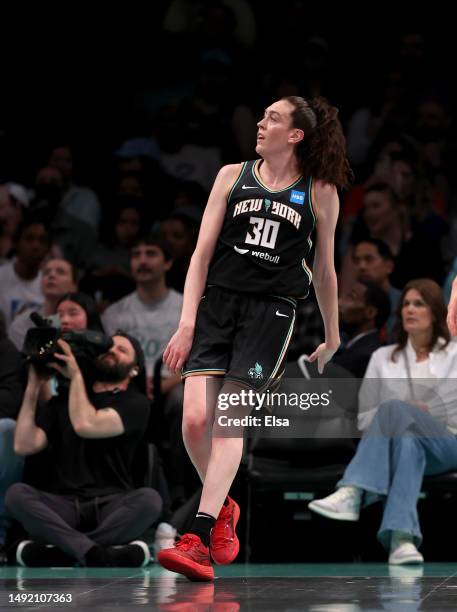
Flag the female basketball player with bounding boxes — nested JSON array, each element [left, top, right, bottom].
[[158, 96, 352, 581]]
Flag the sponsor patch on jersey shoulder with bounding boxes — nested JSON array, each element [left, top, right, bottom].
[[290, 190, 305, 205]]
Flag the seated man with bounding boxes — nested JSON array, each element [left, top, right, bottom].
[[6, 332, 162, 567], [333, 280, 391, 378]]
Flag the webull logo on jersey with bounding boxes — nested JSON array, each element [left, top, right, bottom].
[[233, 245, 280, 264], [233, 198, 301, 229], [290, 190, 305, 205]]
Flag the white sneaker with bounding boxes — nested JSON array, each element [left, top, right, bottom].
[[153, 522, 177, 557], [308, 486, 361, 521], [389, 533, 424, 565]]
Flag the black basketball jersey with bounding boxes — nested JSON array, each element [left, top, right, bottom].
[[207, 159, 316, 298]]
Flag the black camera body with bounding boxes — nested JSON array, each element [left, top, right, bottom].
[[23, 312, 113, 375]]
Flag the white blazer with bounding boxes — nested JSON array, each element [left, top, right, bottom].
[[358, 337, 457, 433]]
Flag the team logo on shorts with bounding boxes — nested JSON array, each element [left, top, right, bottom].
[[290, 190, 305, 205], [248, 362, 264, 380]]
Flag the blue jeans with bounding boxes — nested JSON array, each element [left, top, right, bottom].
[[0, 419, 24, 545], [338, 400, 457, 549]]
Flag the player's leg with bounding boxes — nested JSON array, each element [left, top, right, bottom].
[[182, 375, 222, 481]]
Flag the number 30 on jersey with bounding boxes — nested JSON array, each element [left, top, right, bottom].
[[245, 217, 280, 249]]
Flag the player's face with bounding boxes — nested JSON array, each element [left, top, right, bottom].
[[256, 100, 298, 156], [401, 289, 433, 335], [353, 243, 392, 285]]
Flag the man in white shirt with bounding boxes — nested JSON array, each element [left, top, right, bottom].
[[102, 237, 183, 378], [0, 218, 51, 327]]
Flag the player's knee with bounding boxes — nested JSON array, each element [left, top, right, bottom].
[[182, 411, 208, 442]]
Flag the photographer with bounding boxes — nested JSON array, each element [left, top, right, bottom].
[[6, 332, 162, 567]]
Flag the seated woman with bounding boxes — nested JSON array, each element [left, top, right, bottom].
[[309, 278, 457, 565]]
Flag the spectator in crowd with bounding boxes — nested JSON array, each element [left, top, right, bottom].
[[117, 174, 144, 199], [48, 145, 101, 232], [0, 184, 27, 261], [352, 238, 401, 342], [9, 258, 78, 350], [334, 281, 391, 378], [309, 279, 457, 565], [81, 199, 147, 308], [102, 236, 186, 506], [7, 332, 162, 567], [160, 206, 200, 293], [56, 292, 104, 335], [340, 183, 445, 292], [113, 139, 176, 223], [0, 312, 25, 564], [102, 236, 182, 384], [32, 166, 97, 270], [412, 97, 454, 187], [0, 217, 51, 327]]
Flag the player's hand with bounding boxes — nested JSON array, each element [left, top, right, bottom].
[[163, 325, 194, 374], [306, 342, 339, 375]]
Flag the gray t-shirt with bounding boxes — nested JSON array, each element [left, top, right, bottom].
[[102, 289, 183, 375]]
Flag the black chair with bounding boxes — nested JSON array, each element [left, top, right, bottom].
[[241, 357, 359, 561]]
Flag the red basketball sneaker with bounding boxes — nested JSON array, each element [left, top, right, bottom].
[[210, 497, 240, 565], [157, 534, 214, 582]]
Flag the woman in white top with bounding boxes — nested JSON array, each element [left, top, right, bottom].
[[309, 279, 457, 565]]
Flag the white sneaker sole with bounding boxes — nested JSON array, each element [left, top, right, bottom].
[[308, 501, 359, 522], [389, 554, 424, 565]]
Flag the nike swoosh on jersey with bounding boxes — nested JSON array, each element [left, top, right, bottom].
[[275, 310, 289, 317], [234, 246, 250, 254], [241, 185, 256, 189]]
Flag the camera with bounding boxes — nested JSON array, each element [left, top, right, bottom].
[[23, 312, 113, 375]]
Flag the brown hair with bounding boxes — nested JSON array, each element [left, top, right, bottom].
[[282, 96, 353, 190], [391, 278, 450, 361]]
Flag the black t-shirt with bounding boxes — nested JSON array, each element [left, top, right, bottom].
[[35, 386, 150, 498]]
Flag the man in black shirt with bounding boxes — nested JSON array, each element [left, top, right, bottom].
[[6, 333, 162, 567]]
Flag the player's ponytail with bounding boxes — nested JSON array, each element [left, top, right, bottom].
[[283, 96, 353, 190]]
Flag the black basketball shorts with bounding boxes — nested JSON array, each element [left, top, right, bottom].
[[182, 285, 297, 391]]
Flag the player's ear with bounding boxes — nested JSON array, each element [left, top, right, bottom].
[[289, 128, 304, 144], [130, 368, 139, 378]]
